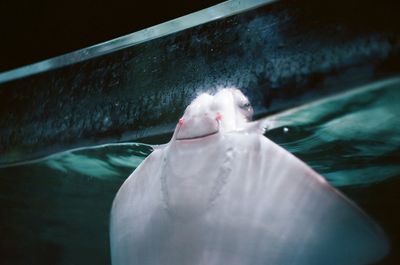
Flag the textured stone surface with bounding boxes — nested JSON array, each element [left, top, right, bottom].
[[0, 0, 400, 163]]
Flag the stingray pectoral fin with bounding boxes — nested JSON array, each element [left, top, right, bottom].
[[252, 135, 390, 265], [110, 148, 168, 265]]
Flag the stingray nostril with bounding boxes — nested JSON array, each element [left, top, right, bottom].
[[215, 112, 223, 121]]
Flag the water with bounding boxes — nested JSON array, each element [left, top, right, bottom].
[[0, 78, 399, 265]]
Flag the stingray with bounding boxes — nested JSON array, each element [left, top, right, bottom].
[[110, 89, 389, 265]]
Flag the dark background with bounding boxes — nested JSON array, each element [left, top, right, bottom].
[[1, 0, 400, 74], [0, 0, 225, 72]]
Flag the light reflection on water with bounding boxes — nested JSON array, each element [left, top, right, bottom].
[[0, 78, 399, 264], [266, 78, 400, 187]]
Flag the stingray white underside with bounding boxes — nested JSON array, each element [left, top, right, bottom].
[[110, 132, 388, 265]]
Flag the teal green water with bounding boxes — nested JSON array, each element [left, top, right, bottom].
[[0, 79, 399, 265]]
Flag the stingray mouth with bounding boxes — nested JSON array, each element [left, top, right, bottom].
[[176, 129, 219, 140], [175, 116, 220, 140]]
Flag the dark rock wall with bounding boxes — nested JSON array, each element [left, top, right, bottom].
[[1, 0, 399, 164]]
